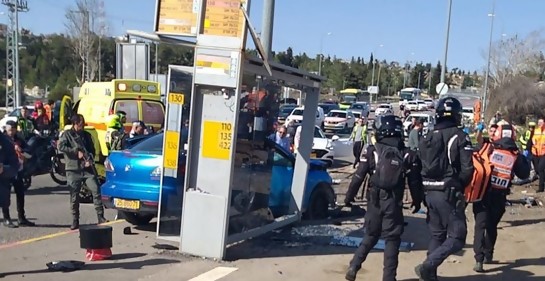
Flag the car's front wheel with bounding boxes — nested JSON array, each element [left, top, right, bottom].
[[304, 184, 334, 220], [118, 211, 154, 226]]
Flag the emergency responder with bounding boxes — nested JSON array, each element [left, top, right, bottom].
[[520, 121, 536, 159], [415, 97, 474, 281], [116, 111, 127, 132], [531, 118, 545, 193], [0, 128, 20, 228], [349, 117, 368, 168], [3, 121, 35, 226], [472, 123, 530, 272], [58, 114, 108, 230], [32, 101, 51, 135], [345, 114, 423, 281], [16, 106, 34, 140], [105, 114, 122, 150]]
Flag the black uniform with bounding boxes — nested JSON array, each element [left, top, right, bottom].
[[473, 137, 530, 270], [346, 115, 423, 281], [0, 134, 20, 227], [416, 97, 474, 281]]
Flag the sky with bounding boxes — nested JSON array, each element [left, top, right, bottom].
[[10, 0, 545, 72]]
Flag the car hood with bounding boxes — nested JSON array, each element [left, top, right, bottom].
[[313, 137, 330, 150], [324, 117, 346, 122]]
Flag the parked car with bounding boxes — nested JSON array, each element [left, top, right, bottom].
[[403, 113, 435, 138], [351, 111, 362, 120], [277, 104, 298, 125], [323, 110, 355, 132], [462, 107, 474, 124], [101, 133, 337, 225], [417, 100, 428, 111], [318, 103, 340, 115], [0, 106, 35, 132], [406, 101, 419, 111], [348, 102, 370, 118], [374, 104, 394, 116], [286, 106, 325, 128], [424, 98, 434, 109]]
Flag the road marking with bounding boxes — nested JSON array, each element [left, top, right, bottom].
[[0, 219, 124, 250], [188, 267, 238, 281]]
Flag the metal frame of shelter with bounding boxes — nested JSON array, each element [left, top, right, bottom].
[[127, 0, 325, 258]]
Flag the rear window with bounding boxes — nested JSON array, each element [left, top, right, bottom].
[[142, 101, 164, 125], [130, 134, 164, 154], [292, 109, 304, 116], [379, 105, 390, 108], [114, 100, 139, 123]]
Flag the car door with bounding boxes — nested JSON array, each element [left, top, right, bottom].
[[268, 144, 295, 217]]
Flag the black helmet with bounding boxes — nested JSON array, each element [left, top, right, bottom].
[[373, 114, 403, 139], [435, 97, 462, 124]]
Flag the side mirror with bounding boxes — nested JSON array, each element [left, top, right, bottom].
[[331, 135, 340, 141]]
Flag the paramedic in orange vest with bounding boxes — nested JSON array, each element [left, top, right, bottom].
[[472, 124, 530, 273], [531, 118, 545, 193], [473, 98, 481, 125]]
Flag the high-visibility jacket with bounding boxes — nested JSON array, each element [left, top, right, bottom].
[[489, 148, 517, 190], [519, 130, 533, 151], [531, 127, 545, 156], [350, 124, 367, 142]]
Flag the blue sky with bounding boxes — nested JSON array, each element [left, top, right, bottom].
[[11, 0, 545, 72]]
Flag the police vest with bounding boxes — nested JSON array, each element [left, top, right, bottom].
[[489, 149, 516, 190]]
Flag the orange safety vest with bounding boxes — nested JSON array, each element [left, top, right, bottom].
[[465, 143, 492, 203], [489, 149, 516, 190], [531, 127, 545, 156]]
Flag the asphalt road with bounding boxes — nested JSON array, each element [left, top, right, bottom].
[[0, 175, 117, 245]]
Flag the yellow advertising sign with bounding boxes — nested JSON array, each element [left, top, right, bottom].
[[203, 0, 246, 38], [202, 121, 233, 160], [163, 130, 180, 169], [155, 0, 200, 36]]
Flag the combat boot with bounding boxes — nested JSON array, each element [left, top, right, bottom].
[[345, 266, 359, 281], [18, 217, 36, 227], [484, 254, 493, 264], [473, 262, 484, 273], [70, 219, 79, 230], [415, 264, 438, 281], [97, 214, 108, 224]]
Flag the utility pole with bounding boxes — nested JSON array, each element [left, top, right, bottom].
[[83, 9, 90, 82], [98, 0, 106, 82], [441, 0, 453, 83], [2, 0, 28, 109], [261, 0, 275, 58], [483, 0, 496, 119]]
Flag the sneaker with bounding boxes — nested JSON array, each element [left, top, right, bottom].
[[3, 220, 18, 228], [484, 255, 493, 264], [18, 218, 36, 227], [97, 215, 108, 224], [345, 266, 359, 281], [414, 264, 437, 281], [70, 220, 79, 230], [473, 262, 484, 273]]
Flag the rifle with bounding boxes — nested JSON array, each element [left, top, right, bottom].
[[72, 131, 100, 181]]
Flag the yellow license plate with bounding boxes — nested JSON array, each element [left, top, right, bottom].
[[310, 153, 317, 158], [114, 199, 140, 210]]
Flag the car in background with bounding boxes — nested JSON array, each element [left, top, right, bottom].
[[403, 113, 435, 138], [417, 100, 428, 111], [286, 106, 325, 128], [277, 104, 298, 125], [318, 103, 340, 115], [374, 103, 394, 116], [462, 107, 474, 124], [348, 102, 370, 118], [101, 132, 337, 224], [0, 106, 35, 131], [323, 110, 355, 132], [406, 101, 419, 111], [424, 98, 434, 109], [311, 125, 339, 167], [351, 111, 362, 120]]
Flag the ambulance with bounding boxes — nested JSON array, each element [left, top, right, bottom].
[[59, 79, 165, 178]]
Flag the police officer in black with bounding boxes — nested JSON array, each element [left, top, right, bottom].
[[0, 132, 20, 228], [415, 97, 474, 281], [345, 114, 423, 281]]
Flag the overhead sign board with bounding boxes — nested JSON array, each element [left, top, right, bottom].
[[154, 0, 202, 37], [203, 0, 246, 39], [368, 86, 379, 94]]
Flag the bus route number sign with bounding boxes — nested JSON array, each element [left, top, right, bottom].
[[168, 92, 185, 105], [202, 121, 233, 160]]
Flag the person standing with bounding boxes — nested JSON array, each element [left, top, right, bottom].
[[0, 129, 20, 228], [415, 97, 474, 281], [58, 114, 108, 230], [349, 117, 368, 168], [531, 118, 545, 193], [2, 121, 35, 227], [408, 119, 422, 151], [268, 125, 291, 151], [345, 114, 423, 281]]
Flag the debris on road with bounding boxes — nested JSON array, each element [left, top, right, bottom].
[[329, 235, 414, 251]]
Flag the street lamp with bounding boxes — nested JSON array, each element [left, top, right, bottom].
[[318, 32, 332, 76], [483, 0, 496, 119], [441, 0, 453, 84], [371, 44, 384, 86], [403, 52, 415, 88]]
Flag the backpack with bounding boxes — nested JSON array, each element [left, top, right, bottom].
[[464, 143, 493, 203], [418, 131, 458, 180], [370, 144, 405, 190], [110, 131, 128, 151]]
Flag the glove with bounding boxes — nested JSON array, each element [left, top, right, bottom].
[[476, 122, 485, 132], [411, 201, 421, 214], [523, 150, 529, 158]]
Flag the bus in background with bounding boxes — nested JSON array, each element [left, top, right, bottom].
[[398, 87, 422, 110], [338, 88, 370, 110]]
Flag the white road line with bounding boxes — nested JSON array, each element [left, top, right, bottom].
[[188, 267, 239, 281]]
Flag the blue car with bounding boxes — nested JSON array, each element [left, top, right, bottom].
[[101, 133, 336, 226]]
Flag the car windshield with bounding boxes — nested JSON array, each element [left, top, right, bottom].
[[406, 115, 430, 123], [281, 106, 296, 113], [314, 127, 325, 138], [9, 108, 34, 117], [291, 109, 304, 116], [130, 133, 164, 154], [327, 111, 346, 118], [379, 105, 390, 108], [350, 104, 365, 109], [425, 99, 433, 102], [463, 108, 473, 113]]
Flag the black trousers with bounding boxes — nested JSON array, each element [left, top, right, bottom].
[[473, 191, 506, 262], [534, 155, 545, 192], [353, 141, 363, 166], [1, 175, 27, 220], [424, 190, 467, 270], [345, 164, 367, 204], [349, 189, 404, 281]]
